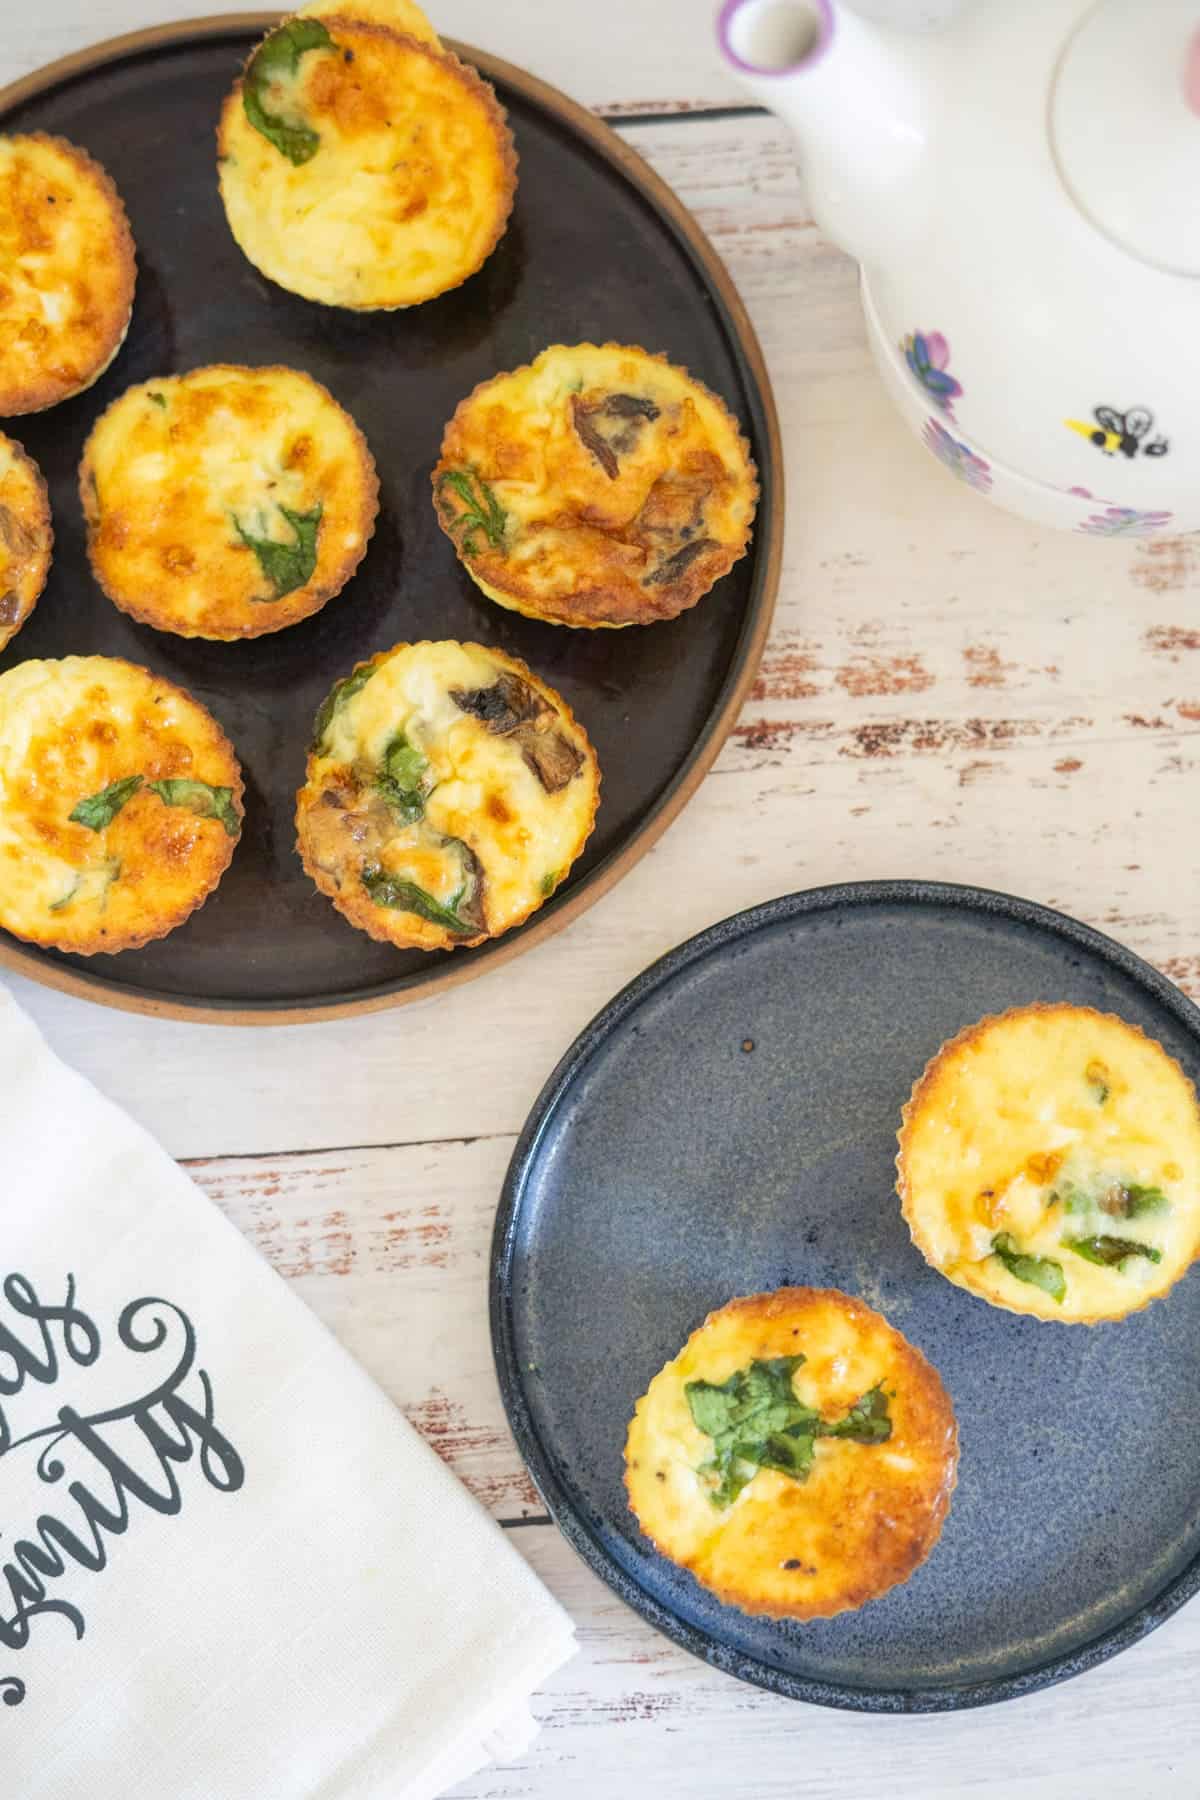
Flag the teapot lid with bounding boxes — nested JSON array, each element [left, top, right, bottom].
[[1052, 0, 1200, 277]]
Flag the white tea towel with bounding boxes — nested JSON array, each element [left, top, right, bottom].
[[0, 987, 574, 1799]]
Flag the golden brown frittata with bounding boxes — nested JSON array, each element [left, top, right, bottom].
[[0, 433, 52, 653], [217, 15, 516, 309], [898, 1004, 1200, 1323], [0, 134, 135, 415], [296, 640, 599, 952], [433, 343, 758, 627], [625, 1288, 957, 1620], [0, 657, 243, 955], [79, 365, 378, 640]]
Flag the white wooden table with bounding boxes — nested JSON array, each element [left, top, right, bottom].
[[7, 4, 1200, 1795]]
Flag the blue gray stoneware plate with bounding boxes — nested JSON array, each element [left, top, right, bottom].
[[490, 880, 1200, 1710]]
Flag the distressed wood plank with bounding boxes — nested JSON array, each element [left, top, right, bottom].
[[448, 1521, 1200, 1800], [187, 1135, 546, 1520]]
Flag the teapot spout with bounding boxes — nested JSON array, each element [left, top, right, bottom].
[[716, 0, 930, 266]]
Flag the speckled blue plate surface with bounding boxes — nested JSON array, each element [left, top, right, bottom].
[[491, 881, 1200, 1710]]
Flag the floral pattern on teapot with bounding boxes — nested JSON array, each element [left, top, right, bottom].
[[922, 418, 991, 494], [1077, 506, 1173, 538], [901, 330, 961, 416]]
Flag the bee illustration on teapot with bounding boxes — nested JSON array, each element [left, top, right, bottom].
[[1065, 406, 1169, 460]]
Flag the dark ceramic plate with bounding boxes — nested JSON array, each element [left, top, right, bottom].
[[492, 881, 1200, 1710], [0, 15, 780, 1024]]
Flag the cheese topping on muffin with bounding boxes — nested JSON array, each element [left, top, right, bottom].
[[433, 343, 758, 627], [0, 434, 52, 653], [217, 17, 516, 310], [80, 365, 377, 640], [296, 641, 599, 951], [0, 657, 243, 955], [625, 1288, 957, 1620], [898, 1004, 1200, 1323], [0, 134, 135, 415]]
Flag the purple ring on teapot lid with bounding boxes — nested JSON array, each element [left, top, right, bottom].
[[717, 0, 834, 77]]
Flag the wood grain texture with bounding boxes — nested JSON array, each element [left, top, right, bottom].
[[474, 1525, 1200, 1800], [188, 1136, 545, 1520], [9, 5, 1200, 1794]]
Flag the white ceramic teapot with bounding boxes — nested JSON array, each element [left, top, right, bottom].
[[717, 0, 1200, 538]]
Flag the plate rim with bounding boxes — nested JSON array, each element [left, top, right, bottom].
[[490, 877, 1200, 1711], [0, 13, 783, 1026]]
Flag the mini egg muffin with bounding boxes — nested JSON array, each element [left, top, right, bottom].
[[0, 656, 243, 955], [299, 0, 439, 42], [433, 342, 758, 628], [0, 434, 52, 653], [296, 640, 599, 951], [897, 1004, 1200, 1324], [0, 134, 135, 416], [79, 365, 378, 640], [217, 15, 516, 310], [625, 1288, 957, 1620]]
